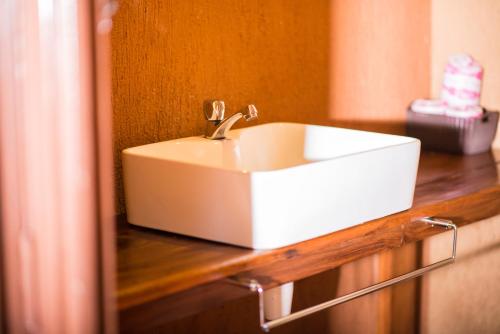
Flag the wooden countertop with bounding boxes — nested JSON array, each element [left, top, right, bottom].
[[117, 124, 500, 311]]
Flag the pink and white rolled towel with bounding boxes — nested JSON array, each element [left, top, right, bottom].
[[410, 99, 446, 115], [445, 105, 483, 118], [410, 54, 484, 119], [410, 99, 483, 118], [441, 54, 483, 108]]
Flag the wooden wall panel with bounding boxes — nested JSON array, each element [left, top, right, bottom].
[[111, 0, 330, 213]]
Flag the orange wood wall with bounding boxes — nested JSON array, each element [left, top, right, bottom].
[[112, 0, 330, 213], [112, 0, 431, 213]]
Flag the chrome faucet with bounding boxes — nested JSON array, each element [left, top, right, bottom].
[[204, 100, 258, 139]]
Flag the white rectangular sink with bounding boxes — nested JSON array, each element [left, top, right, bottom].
[[123, 122, 420, 249]]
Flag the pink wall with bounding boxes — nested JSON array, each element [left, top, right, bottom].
[[431, 0, 500, 147], [422, 3, 500, 332], [330, 0, 430, 121]]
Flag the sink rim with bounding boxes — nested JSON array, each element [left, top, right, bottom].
[[122, 122, 420, 174]]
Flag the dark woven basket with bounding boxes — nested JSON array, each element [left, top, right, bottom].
[[406, 109, 499, 155]]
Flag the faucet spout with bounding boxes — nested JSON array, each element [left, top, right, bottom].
[[204, 103, 258, 140], [205, 112, 244, 140]]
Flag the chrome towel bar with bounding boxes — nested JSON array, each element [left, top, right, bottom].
[[228, 217, 457, 332]]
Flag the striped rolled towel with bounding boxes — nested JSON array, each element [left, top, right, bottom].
[[441, 54, 483, 108]]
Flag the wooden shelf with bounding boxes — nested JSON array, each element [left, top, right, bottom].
[[117, 124, 500, 312]]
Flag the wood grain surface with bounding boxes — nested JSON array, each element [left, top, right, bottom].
[[111, 0, 330, 213], [120, 270, 341, 333], [117, 145, 500, 310]]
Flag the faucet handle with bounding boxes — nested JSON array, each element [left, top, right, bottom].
[[204, 100, 225, 121], [243, 104, 258, 121]]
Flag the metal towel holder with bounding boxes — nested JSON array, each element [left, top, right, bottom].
[[228, 217, 457, 332]]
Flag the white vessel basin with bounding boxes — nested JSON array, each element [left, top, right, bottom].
[[123, 122, 420, 249]]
